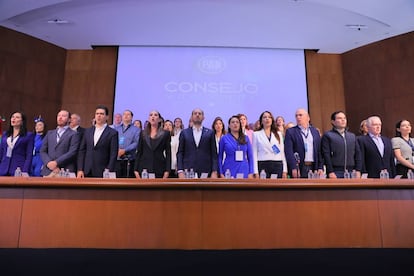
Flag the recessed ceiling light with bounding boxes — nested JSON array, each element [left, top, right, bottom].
[[47, 19, 70, 24], [345, 24, 367, 30]]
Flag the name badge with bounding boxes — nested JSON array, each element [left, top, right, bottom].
[[119, 136, 125, 146], [235, 150, 243, 161], [6, 146, 12, 158], [272, 144, 280, 154]]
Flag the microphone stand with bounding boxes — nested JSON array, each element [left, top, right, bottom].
[[126, 159, 130, 178], [296, 160, 300, 178]]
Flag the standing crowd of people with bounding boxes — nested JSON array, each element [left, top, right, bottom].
[[0, 105, 413, 179]]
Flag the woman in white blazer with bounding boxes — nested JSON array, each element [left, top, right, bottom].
[[252, 111, 287, 178]]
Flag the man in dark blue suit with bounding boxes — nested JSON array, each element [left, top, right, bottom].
[[358, 116, 395, 178], [77, 105, 118, 178], [284, 108, 323, 178], [177, 108, 217, 178]]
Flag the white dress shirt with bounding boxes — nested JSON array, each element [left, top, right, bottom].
[[192, 125, 203, 147], [94, 124, 107, 146]]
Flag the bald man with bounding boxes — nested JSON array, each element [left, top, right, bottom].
[[284, 108, 323, 178]]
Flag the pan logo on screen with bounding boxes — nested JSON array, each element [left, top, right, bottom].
[[197, 56, 226, 74]]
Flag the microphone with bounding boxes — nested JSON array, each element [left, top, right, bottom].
[[294, 152, 300, 164]]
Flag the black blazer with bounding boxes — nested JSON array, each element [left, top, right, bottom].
[[176, 127, 217, 177], [77, 125, 118, 177], [134, 130, 171, 178], [358, 134, 395, 178]]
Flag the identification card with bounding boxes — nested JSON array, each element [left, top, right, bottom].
[[6, 146, 12, 158], [235, 150, 243, 161], [119, 136, 125, 146], [272, 144, 280, 154]]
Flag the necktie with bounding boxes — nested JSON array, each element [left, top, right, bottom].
[[57, 128, 64, 143]]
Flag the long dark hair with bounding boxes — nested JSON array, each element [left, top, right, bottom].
[[7, 111, 28, 137], [258, 111, 280, 143], [143, 110, 163, 137], [164, 119, 174, 136], [228, 115, 247, 145], [395, 119, 412, 138], [212, 117, 226, 136]]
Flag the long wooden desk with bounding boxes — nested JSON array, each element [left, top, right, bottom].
[[1, 177, 414, 249]]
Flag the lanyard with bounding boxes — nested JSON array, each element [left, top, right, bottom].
[[403, 137, 414, 151], [122, 124, 131, 134], [301, 128, 310, 139]]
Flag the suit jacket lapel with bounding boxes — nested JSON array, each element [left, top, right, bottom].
[[294, 126, 305, 147], [151, 131, 164, 150], [367, 135, 383, 158], [56, 129, 69, 148], [144, 134, 152, 149], [95, 127, 109, 148], [50, 130, 58, 149], [144, 131, 165, 150]]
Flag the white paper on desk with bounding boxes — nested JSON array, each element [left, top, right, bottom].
[[200, 173, 209, 179], [68, 172, 76, 178], [394, 175, 402, 179], [361, 173, 368, 179], [21, 172, 29, 177], [236, 173, 244, 179], [148, 173, 156, 179], [270, 174, 278, 179], [109, 172, 117, 179]]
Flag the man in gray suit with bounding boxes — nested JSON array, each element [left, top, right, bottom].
[[40, 110, 80, 176]]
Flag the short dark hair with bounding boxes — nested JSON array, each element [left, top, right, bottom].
[[124, 109, 133, 118], [96, 105, 109, 115], [330, 111, 345, 121]]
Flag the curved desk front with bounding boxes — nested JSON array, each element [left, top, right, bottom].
[[1, 177, 413, 249]]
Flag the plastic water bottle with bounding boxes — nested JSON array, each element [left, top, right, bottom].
[[184, 169, 189, 179], [380, 170, 385, 179], [141, 169, 148, 179], [225, 169, 231, 179], [189, 168, 195, 179], [59, 168, 65, 177], [312, 170, 319, 179], [351, 169, 358, 179], [407, 169, 414, 180], [307, 170, 314, 179], [260, 169, 266, 179], [103, 168, 110, 178], [383, 169, 389, 179], [344, 169, 350, 179], [65, 169, 70, 178], [14, 167, 22, 177]]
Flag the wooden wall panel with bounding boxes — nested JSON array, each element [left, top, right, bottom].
[[202, 189, 381, 249], [0, 26, 66, 130], [19, 188, 203, 249], [61, 47, 118, 127], [0, 188, 24, 248], [342, 31, 414, 137], [377, 189, 414, 248], [305, 50, 345, 133]]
